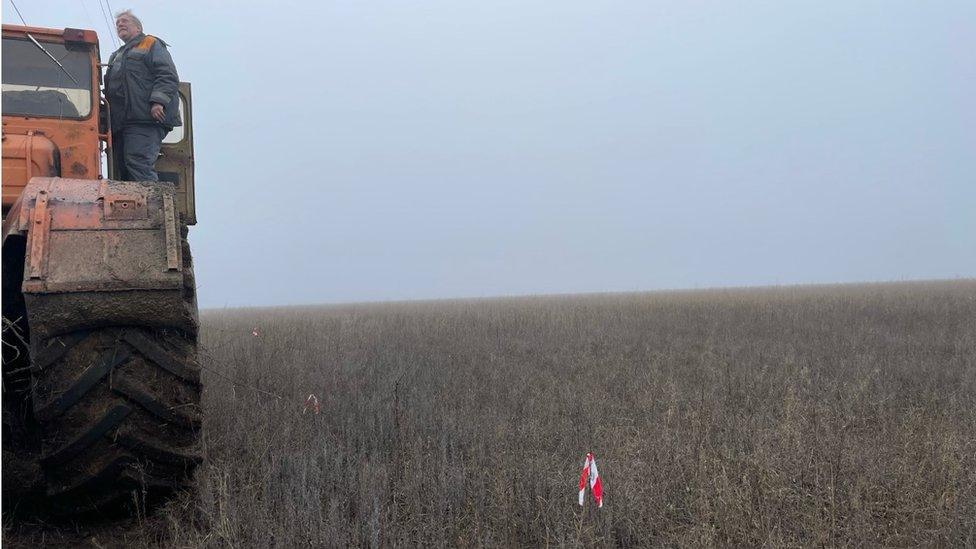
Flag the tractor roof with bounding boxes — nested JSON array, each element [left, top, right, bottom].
[[2, 24, 99, 45]]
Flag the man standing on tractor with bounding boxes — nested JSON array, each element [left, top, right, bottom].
[[105, 10, 181, 181]]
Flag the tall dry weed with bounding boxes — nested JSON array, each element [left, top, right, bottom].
[[11, 281, 975, 547]]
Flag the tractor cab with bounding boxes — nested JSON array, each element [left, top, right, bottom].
[[1, 23, 203, 517], [1, 24, 196, 224]]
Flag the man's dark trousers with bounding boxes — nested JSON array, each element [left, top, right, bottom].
[[115, 124, 167, 181]]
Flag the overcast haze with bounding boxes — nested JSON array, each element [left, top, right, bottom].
[[5, 1, 974, 307]]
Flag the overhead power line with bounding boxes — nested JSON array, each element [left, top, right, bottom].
[[104, 0, 117, 21], [79, 0, 111, 52], [78, 0, 99, 34], [96, 0, 119, 49], [7, 0, 28, 26]]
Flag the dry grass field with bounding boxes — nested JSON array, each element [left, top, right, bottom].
[[5, 280, 976, 547]]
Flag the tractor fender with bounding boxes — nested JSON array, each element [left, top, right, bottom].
[[3, 177, 195, 339]]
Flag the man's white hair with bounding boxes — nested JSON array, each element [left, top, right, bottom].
[[114, 9, 143, 31]]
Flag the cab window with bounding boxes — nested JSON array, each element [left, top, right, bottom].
[[1, 37, 93, 119], [162, 94, 187, 144]]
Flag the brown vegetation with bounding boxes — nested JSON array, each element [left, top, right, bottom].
[[6, 280, 976, 547]]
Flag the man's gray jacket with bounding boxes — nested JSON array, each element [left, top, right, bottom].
[[105, 33, 182, 131]]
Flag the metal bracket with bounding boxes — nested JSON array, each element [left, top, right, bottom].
[[104, 193, 148, 220], [27, 190, 51, 280], [162, 193, 180, 271]]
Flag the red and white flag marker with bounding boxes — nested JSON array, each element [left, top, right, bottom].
[[251, 328, 260, 337], [303, 393, 320, 415], [578, 452, 604, 508]]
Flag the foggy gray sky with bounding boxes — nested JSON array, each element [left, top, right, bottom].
[[5, 1, 975, 307]]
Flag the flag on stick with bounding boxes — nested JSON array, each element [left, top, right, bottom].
[[303, 393, 320, 414], [578, 452, 604, 508]]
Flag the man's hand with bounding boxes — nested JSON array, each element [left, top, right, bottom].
[[150, 103, 165, 122]]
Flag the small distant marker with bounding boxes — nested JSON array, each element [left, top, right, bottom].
[[303, 393, 320, 415], [251, 328, 259, 337], [578, 452, 604, 508]]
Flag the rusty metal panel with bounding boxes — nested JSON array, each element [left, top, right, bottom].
[[13, 177, 184, 295], [24, 229, 182, 293]]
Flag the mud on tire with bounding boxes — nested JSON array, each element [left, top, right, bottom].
[[28, 236, 201, 516], [30, 326, 201, 514]]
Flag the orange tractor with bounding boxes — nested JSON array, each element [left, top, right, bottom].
[[2, 24, 201, 515]]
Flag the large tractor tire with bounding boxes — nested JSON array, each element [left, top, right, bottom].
[[28, 239, 201, 515]]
